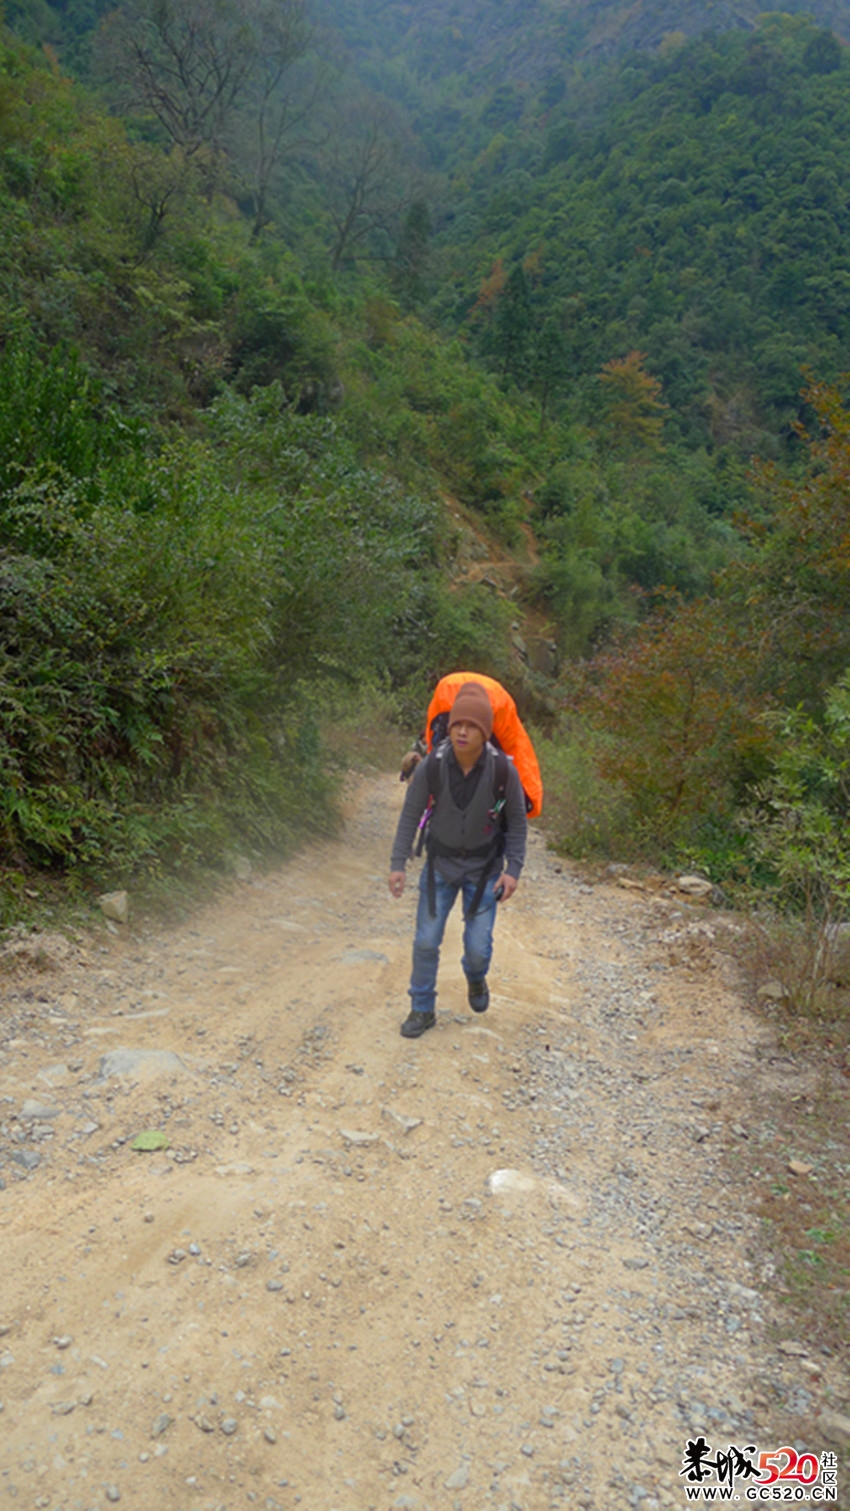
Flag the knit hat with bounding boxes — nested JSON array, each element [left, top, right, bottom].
[[448, 681, 493, 741]]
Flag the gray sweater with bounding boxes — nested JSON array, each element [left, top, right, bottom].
[[390, 745, 528, 883]]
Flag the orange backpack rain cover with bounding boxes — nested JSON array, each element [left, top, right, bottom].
[[425, 671, 543, 819]]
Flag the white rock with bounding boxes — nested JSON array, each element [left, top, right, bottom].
[[382, 1108, 422, 1134], [98, 891, 129, 924], [486, 1168, 538, 1196], [676, 875, 713, 897], [338, 1129, 380, 1147]]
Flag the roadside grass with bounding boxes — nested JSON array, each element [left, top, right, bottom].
[[0, 678, 409, 946], [752, 1064, 849, 1356], [732, 959, 849, 1443], [319, 679, 410, 775]]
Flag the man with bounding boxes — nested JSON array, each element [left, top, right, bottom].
[[388, 681, 528, 1038]]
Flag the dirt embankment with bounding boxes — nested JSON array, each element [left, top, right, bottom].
[[0, 775, 845, 1511]]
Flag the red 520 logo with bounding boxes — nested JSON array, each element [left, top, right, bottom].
[[757, 1448, 821, 1485]]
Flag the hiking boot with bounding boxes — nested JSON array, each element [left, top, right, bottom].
[[400, 1009, 436, 1038], [467, 978, 489, 1013]]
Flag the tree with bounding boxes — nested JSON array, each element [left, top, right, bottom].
[[531, 314, 569, 431], [597, 351, 667, 454], [97, 0, 314, 219], [579, 595, 774, 844], [234, 0, 315, 240], [97, 0, 258, 162], [802, 28, 842, 75], [322, 94, 419, 273], [726, 380, 850, 707], [491, 262, 531, 383], [391, 196, 432, 308]]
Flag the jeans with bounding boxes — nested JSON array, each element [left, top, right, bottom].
[[408, 865, 499, 1015]]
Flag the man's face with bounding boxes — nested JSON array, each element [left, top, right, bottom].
[[449, 719, 486, 766]]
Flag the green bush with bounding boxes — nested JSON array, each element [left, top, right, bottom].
[[736, 680, 850, 1011], [0, 348, 448, 886], [533, 715, 633, 859]]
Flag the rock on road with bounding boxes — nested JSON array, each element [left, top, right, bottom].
[[0, 774, 837, 1510]]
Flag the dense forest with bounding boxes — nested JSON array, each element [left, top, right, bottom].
[[2, 0, 850, 934]]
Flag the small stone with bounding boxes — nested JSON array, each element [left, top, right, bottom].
[[98, 1047, 186, 1081], [78, 1392, 93, 1407], [143, 1212, 155, 1223], [11, 1149, 40, 1170], [338, 1129, 380, 1147], [151, 1412, 172, 1438], [21, 1101, 60, 1120], [51, 1401, 75, 1415], [221, 1417, 238, 1435], [98, 891, 130, 924], [266, 1279, 284, 1292], [777, 1341, 807, 1357], [676, 875, 713, 897], [521, 1442, 535, 1456], [168, 1250, 187, 1265], [788, 1160, 813, 1177], [264, 1427, 277, 1445], [444, 1464, 470, 1490], [757, 979, 790, 1002], [53, 1335, 72, 1349], [195, 1415, 215, 1432], [818, 1408, 850, 1445], [683, 1221, 712, 1240], [622, 1257, 650, 1270], [105, 1487, 120, 1503], [485, 1168, 538, 1196], [333, 1404, 346, 1420], [381, 1108, 423, 1134]]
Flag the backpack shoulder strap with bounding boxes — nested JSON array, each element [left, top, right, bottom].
[[492, 747, 509, 802], [426, 738, 451, 799]]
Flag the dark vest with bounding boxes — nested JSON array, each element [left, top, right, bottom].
[[427, 744, 500, 860]]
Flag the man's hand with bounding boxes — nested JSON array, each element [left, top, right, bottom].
[[389, 871, 406, 899], [497, 873, 518, 903]]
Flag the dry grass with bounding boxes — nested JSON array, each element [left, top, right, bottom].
[[740, 906, 850, 1021], [728, 917, 850, 1406]]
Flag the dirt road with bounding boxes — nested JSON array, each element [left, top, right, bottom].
[[0, 775, 840, 1510]]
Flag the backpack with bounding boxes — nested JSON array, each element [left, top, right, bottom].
[[424, 672, 543, 819]]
